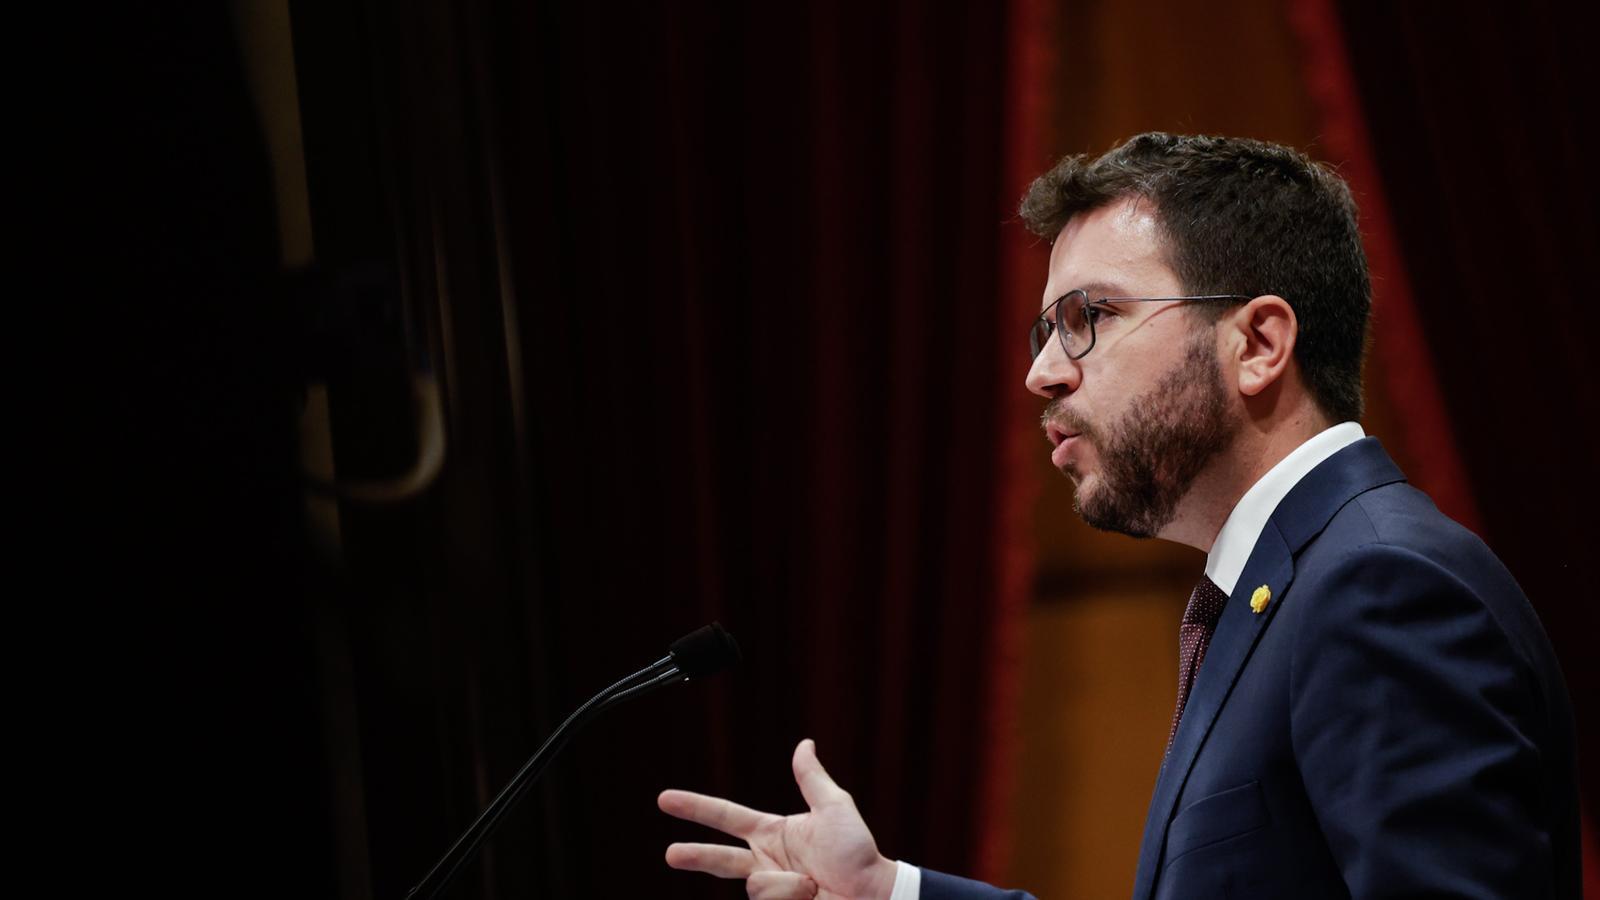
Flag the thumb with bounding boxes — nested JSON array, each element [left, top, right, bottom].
[[792, 738, 849, 810]]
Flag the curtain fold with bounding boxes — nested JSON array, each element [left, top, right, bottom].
[[372, 1, 1040, 894]]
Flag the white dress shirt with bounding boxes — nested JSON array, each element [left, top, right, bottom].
[[1203, 421, 1364, 594], [890, 860, 922, 900], [888, 421, 1366, 899]]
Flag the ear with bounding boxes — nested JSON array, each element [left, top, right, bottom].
[[1229, 295, 1297, 397]]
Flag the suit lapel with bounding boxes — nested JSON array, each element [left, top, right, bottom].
[[1129, 438, 1407, 899], [1131, 524, 1296, 900]]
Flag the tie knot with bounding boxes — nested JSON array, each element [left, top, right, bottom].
[[1183, 576, 1228, 629]]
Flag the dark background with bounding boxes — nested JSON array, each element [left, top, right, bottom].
[[76, 0, 1595, 897]]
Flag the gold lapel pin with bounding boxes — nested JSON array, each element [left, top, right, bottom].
[[1250, 584, 1272, 614]]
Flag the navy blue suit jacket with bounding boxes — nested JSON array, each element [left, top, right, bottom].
[[923, 438, 1579, 899]]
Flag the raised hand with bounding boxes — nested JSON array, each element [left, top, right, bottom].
[[658, 738, 899, 900]]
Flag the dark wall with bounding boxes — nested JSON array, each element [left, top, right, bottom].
[[76, 6, 335, 896]]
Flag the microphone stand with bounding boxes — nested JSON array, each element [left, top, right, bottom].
[[404, 656, 687, 900]]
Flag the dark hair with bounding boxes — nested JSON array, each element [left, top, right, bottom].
[[1019, 132, 1369, 423]]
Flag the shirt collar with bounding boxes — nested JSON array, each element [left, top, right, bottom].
[[1203, 421, 1365, 595]]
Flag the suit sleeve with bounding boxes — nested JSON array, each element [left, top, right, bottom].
[[918, 868, 1035, 900], [1289, 543, 1552, 898]]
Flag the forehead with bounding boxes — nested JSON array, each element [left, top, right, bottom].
[[1043, 197, 1181, 304]]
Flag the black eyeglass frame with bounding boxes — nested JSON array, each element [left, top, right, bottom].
[[1028, 290, 1253, 361]]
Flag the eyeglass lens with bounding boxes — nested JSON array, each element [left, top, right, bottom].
[[1030, 290, 1088, 360]]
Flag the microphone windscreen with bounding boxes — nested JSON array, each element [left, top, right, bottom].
[[669, 622, 741, 678]]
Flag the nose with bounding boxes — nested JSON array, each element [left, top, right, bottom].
[[1025, 339, 1081, 399]]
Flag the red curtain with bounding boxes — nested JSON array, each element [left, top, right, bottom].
[[329, 2, 1037, 896]]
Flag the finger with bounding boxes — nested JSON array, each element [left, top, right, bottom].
[[791, 738, 849, 809], [747, 871, 819, 900], [658, 789, 771, 839], [664, 842, 757, 879]]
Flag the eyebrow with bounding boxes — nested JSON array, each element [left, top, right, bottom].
[[1040, 280, 1135, 314], [1074, 280, 1133, 299]]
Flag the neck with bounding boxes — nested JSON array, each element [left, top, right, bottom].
[[1158, 406, 1332, 553]]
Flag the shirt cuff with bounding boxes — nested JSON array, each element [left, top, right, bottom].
[[888, 860, 921, 900]]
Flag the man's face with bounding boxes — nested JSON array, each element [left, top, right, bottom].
[[1025, 200, 1238, 538]]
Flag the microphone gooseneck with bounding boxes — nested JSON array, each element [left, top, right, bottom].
[[406, 622, 740, 900]]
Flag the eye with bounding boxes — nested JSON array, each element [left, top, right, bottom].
[[1084, 302, 1115, 325]]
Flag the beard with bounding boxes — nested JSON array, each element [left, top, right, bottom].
[[1046, 331, 1237, 538]]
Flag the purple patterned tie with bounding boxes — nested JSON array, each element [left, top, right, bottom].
[[1167, 575, 1229, 753]]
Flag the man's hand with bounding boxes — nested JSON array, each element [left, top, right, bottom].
[[658, 738, 899, 900]]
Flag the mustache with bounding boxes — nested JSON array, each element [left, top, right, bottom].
[[1041, 398, 1096, 441]]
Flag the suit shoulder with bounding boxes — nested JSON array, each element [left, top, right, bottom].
[[1306, 481, 1513, 593], [1287, 481, 1567, 727]]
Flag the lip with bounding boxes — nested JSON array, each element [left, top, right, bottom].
[[1051, 434, 1080, 468], [1046, 422, 1082, 468]]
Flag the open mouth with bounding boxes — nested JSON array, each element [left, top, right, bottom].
[[1044, 417, 1088, 471]]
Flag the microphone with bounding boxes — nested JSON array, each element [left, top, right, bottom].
[[406, 622, 741, 900], [668, 621, 743, 678]]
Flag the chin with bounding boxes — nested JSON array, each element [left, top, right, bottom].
[[1067, 471, 1099, 508], [1070, 473, 1162, 539]]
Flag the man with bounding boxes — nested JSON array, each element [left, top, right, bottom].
[[657, 133, 1580, 899]]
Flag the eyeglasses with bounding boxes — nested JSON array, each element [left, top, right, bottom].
[[1028, 290, 1251, 361]]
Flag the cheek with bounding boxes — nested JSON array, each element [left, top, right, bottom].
[[1091, 356, 1161, 414], [1074, 371, 1123, 428]]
